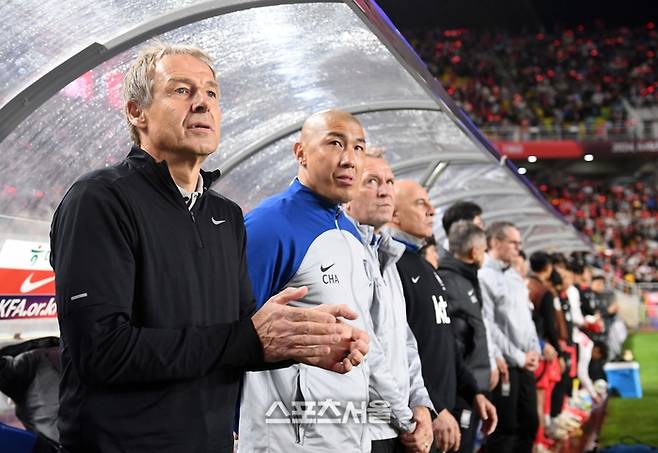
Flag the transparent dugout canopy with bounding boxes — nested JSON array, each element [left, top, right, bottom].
[[0, 0, 591, 255]]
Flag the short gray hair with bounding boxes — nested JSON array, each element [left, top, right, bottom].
[[122, 42, 217, 145], [485, 221, 516, 244], [449, 220, 486, 259], [365, 146, 386, 158]]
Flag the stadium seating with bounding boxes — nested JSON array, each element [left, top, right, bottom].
[[409, 22, 657, 141]]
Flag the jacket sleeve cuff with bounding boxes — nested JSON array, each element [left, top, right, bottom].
[[231, 317, 266, 369], [413, 402, 437, 420], [409, 392, 436, 416], [432, 402, 447, 419], [513, 350, 526, 368]]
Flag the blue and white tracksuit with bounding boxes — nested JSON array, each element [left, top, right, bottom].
[[238, 179, 414, 452]]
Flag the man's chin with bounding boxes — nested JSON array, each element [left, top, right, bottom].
[[333, 188, 356, 204], [372, 214, 392, 229], [189, 145, 218, 157], [198, 149, 216, 157], [412, 229, 433, 240]]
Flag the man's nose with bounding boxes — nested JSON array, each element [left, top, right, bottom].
[[191, 90, 209, 113], [378, 183, 393, 198], [340, 146, 358, 167]]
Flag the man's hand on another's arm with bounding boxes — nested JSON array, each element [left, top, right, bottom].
[[250, 286, 369, 373], [400, 406, 434, 453]]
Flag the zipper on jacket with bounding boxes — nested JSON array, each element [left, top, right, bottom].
[[149, 159, 206, 249], [335, 207, 372, 445], [189, 207, 204, 249]]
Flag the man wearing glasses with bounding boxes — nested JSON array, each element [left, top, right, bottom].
[[478, 222, 541, 453]]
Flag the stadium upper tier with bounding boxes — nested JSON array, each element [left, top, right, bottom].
[[408, 22, 658, 141]]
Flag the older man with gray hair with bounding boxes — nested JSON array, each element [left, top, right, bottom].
[[479, 221, 541, 453], [50, 44, 368, 453], [436, 220, 495, 453], [346, 149, 435, 453]]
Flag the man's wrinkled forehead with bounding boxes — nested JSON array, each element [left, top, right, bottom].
[[394, 180, 430, 209], [154, 54, 217, 83], [324, 129, 366, 144], [503, 226, 521, 240], [405, 184, 429, 202], [363, 156, 393, 176]]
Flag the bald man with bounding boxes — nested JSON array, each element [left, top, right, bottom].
[[240, 111, 418, 452], [386, 180, 496, 453]]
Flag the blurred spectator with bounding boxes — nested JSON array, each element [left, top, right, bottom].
[[527, 252, 563, 361], [591, 276, 629, 360], [408, 21, 657, 140], [538, 177, 658, 283]]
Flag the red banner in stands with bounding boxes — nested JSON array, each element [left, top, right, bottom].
[[494, 140, 583, 159], [495, 139, 658, 160]]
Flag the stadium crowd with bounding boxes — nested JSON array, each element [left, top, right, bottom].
[[408, 21, 658, 140], [537, 177, 658, 283]]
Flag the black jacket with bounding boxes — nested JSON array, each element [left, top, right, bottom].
[[50, 147, 265, 453], [437, 253, 491, 393], [396, 247, 479, 414], [527, 275, 563, 356], [577, 284, 598, 317]]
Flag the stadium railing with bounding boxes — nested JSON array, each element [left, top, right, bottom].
[[482, 123, 656, 142]]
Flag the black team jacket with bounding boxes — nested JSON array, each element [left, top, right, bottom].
[[392, 231, 479, 415], [436, 253, 491, 393], [50, 146, 265, 453]]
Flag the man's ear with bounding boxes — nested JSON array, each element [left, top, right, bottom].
[[468, 247, 477, 262], [126, 100, 147, 129], [293, 142, 306, 167], [390, 208, 401, 226]]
